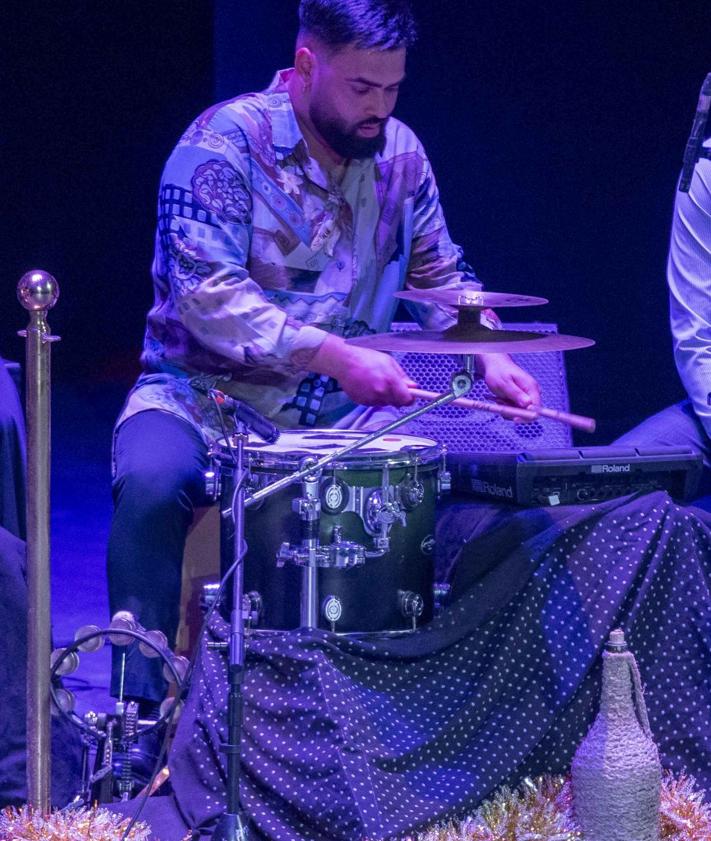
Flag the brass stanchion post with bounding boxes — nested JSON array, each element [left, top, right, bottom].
[[17, 270, 60, 813]]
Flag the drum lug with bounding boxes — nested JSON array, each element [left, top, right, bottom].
[[242, 590, 262, 627], [438, 447, 451, 495], [321, 595, 343, 631], [364, 489, 406, 556], [399, 476, 425, 510], [204, 466, 221, 501], [398, 589, 425, 630], [433, 582, 451, 614], [364, 490, 406, 533], [200, 582, 221, 615], [321, 476, 349, 514], [438, 469, 452, 495], [399, 451, 424, 510]]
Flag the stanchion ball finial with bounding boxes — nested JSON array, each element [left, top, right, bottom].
[[17, 270, 59, 312]]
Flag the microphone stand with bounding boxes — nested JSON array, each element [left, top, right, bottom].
[[211, 420, 251, 841], [212, 364, 474, 837], [679, 72, 711, 193]]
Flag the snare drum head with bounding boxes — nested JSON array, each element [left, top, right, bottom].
[[242, 429, 441, 469]]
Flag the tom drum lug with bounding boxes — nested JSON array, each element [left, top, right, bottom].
[[438, 447, 451, 495], [242, 590, 263, 627], [398, 589, 425, 630], [400, 476, 425, 510], [204, 465, 221, 501], [321, 595, 343, 631]]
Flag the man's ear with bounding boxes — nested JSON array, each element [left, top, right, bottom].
[[295, 46, 316, 90]]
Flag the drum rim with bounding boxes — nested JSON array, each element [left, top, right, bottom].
[[217, 430, 445, 471]]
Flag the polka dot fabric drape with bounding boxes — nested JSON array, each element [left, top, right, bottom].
[[169, 491, 711, 840]]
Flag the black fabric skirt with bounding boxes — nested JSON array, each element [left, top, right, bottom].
[[167, 491, 711, 840]]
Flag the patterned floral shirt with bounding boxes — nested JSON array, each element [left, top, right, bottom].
[[118, 69, 477, 444]]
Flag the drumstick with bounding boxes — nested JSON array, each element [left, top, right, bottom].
[[407, 387, 596, 433]]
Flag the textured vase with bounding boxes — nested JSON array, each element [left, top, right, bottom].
[[571, 628, 661, 841]]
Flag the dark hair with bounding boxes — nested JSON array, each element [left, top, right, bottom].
[[298, 0, 417, 51]]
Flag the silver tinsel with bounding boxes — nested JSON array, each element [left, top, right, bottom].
[[411, 772, 711, 841]]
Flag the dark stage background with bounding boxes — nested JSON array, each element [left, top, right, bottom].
[[4, 1, 711, 443]]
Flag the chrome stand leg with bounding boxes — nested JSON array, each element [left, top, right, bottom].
[[301, 562, 318, 629]]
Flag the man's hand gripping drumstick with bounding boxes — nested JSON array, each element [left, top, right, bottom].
[[309, 336, 595, 432]]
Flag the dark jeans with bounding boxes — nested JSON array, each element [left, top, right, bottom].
[[108, 410, 209, 701], [615, 398, 711, 508]]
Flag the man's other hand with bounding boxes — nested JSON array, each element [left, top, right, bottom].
[[479, 353, 541, 410]]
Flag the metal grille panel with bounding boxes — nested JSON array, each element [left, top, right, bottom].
[[392, 322, 572, 452]]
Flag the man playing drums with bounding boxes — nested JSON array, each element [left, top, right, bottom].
[[108, 0, 541, 741]]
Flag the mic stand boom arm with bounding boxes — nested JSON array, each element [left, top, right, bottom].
[[679, 72, 711, 193], [245, 367, 474, 509]]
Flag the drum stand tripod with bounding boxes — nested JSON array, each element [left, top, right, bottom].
[[212, 365, 474, 840]]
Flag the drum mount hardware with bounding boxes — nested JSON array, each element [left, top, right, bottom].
[[277, 526, 367, 569]]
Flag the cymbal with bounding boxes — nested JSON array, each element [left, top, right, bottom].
[[395, 287, 548, 309], [347, 326, 595, 354]]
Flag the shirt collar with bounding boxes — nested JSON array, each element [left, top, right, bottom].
[[265, 69, 307, 162]]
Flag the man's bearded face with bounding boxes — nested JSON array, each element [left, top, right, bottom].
[[306, 45, 406, 160], [309, 99, 387, 159]]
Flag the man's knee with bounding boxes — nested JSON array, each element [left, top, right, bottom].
[[112, 412, 209, 516], [113, 460, 206, 518]]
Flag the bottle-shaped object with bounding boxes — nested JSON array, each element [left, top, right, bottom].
[[571, 628, 661, 841]]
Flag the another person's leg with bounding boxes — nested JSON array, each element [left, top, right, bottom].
[[614, 399, 711, 504], [0, 359, 26, 540], [108, 410, 210, 705]]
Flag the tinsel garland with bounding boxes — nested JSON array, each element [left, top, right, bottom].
[[660, 773, 711, 840], [0, 806, 153, 841], [2, 771, 709, 840], [412, 772, 711, 841]]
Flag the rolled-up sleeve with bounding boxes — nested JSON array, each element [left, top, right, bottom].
[[669, 151, 711, 438], [159, 126, 328, 372]]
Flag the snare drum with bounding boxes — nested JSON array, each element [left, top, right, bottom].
[[217, 430, 446, 633]]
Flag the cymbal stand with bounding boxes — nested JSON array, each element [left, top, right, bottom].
[[297, 464, 320, 629]]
